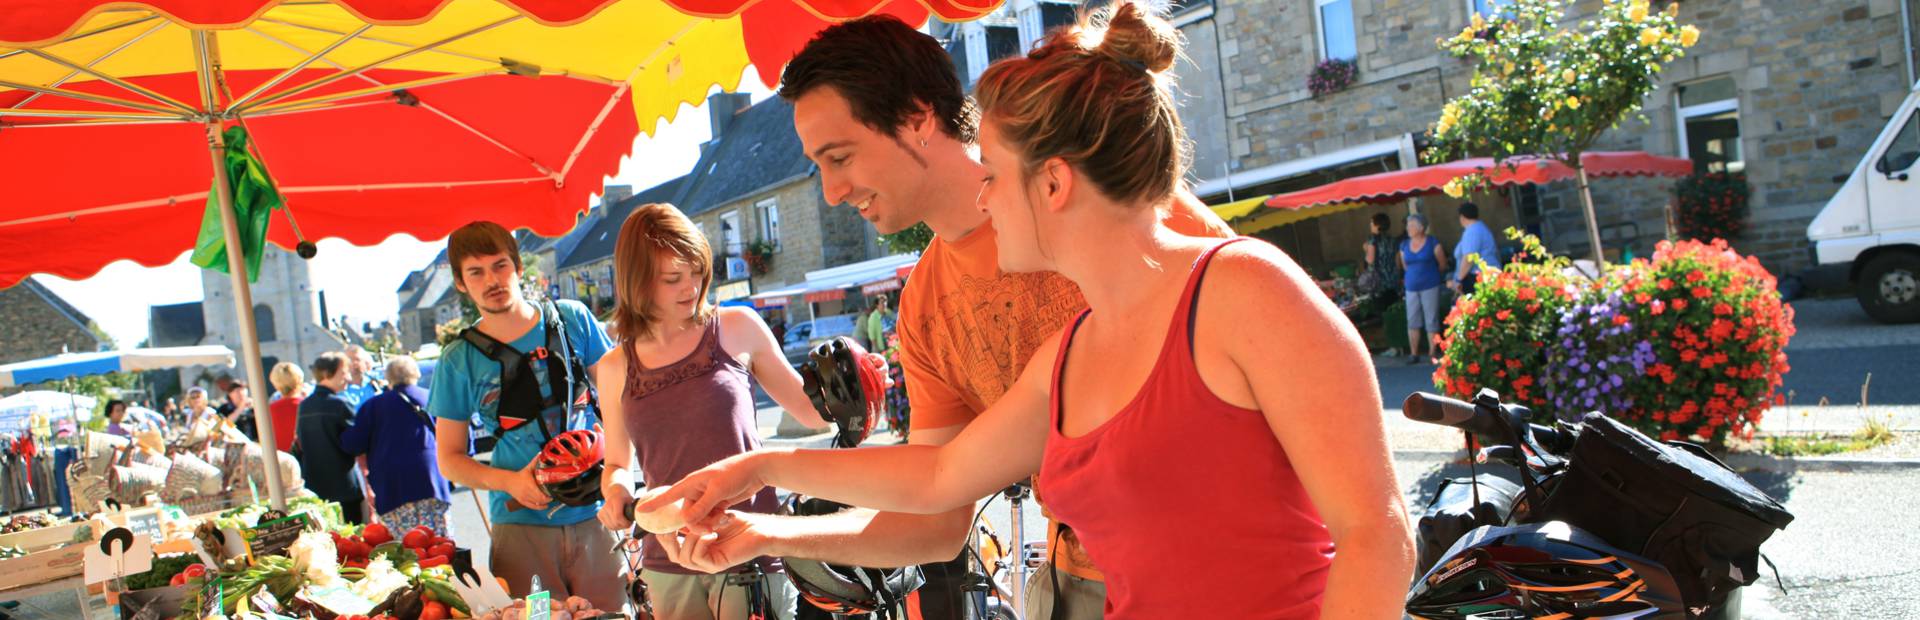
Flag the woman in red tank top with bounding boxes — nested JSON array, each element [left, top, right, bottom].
[[644, 3, 1415, 617]]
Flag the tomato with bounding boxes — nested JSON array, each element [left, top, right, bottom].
[[403, 527, 432, 549], [431, 536, 455, 549], [418, 556, 450, 569], [418, 601, 449, 620], [182, 564, 207, 578], [361, 523, 393, 546], [428, 542, 455, 560], [169, 573, 187, 587]]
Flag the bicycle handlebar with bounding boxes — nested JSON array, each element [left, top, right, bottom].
[[1404, 391, 1576, 460]]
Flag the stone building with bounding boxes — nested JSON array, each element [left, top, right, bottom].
[[0, 279, 103, 366], [1166, 0, 1916, 277]]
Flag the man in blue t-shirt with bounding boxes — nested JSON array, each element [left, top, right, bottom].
[[428, 221, 622, 609]]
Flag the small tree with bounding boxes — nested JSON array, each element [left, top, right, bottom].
[[1430, 0, 1699, 266], [878, 223, 934, 255]]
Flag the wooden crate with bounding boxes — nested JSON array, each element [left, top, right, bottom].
[[0, 518, 91, 552], [0, 542, 88, 592]]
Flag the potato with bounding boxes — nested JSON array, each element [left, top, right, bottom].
[[631, 487, 686, 534]]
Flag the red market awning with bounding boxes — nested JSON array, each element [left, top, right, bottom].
[[861, 278, 901, 295], [804, 288, 846, 303], [1265, 151, 1694, 210]]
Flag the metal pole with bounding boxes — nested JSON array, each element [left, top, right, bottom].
[[1575, 164, 1606, 274], [198, 30, 288, 510]]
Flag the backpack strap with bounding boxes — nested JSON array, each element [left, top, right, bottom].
[[539, 300, 601, 430]]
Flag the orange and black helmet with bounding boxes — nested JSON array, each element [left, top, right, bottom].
[[1406, 521, 1686, 619], [783, 495, 924, 614]]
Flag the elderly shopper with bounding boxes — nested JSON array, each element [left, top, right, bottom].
[[342, 356, 452, 533]]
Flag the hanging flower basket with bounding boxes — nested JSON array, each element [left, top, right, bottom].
[[745, 240, 776, 276]]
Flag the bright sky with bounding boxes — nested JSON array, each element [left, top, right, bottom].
[[34, 67, 776, 350]]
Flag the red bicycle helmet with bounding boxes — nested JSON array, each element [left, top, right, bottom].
[[803, 337, 886, 449], [533, 429, 605, 506]]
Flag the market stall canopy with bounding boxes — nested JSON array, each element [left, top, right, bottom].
[[1265, 151, 1694, 210], [0, 346, 237, 388], [0, 0, 998, 288], [800, 252, 919, 300], [1208, 193, 1371, 235]]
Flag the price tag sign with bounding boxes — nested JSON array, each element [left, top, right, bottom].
[[242, 512, 317, 561], [526, 590, 551, 620]]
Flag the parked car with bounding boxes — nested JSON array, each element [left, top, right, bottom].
[[783, 314, 863, 365], [1808, 82, 1920, 323]]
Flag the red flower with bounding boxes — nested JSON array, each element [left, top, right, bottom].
[[1691, 286, 1711, 299], [1517, 287, 1538, 301], [1680, 350, 1699, 362], [1687, 270, 1707, 283], [1496, 309, 1513, 321], [1659, 278, 1674, 290], [1674, 299, 1689, 311]]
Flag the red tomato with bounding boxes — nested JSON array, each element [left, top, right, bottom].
[[361, 523, 393, 546], [418, 601, 449, 620], [402, 528, 432, 549], [428, 542, 455, 560], [182, 564, 207, 578]]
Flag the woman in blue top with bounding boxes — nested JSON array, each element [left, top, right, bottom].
[[1399, 213, 1450, 364], [341, 355, 451, 533]]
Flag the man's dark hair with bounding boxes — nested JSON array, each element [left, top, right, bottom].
[[780, 15, 977, 144], [311, 351, 347, 382], [1458, 202, 1481, 220], [1370, 212, 1390, 233]]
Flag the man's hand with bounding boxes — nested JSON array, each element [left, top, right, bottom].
[[635, 452, 768, 534], [656, 511, 770, 574], [598, 484, 634, 531], [505, 458, 552, 511]]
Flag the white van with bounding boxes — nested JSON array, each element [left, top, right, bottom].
[[1807, 84, 1920, 323]]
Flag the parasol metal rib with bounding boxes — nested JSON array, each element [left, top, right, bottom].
[[227, 23, 374, 111], [0, 78, 187, 117], [243, 69, 498, 116], [11, 19, 168, 111], [0, 107, 180, 121], [241, 26, 556, 178], [557, 20, 696, 183], [233, 14, 522, 114], [253, 17, 508, 68], [22, 48, 198, 114]]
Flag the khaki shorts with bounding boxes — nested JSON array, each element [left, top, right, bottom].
[[1023, 562, 1106, 620], [640, 568, 798, 620], [488, 520, 627, 612]]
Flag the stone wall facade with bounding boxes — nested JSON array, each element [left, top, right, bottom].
[[1176, 0, 1915, 274]]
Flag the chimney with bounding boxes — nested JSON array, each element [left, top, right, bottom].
[[602, 184, 633, 207], [706, 92, 752, 141]]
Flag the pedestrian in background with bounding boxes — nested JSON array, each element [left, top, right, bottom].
[[296, 352, 368, 524], [269, 362, 307, 454], [1450, 202, 1500, 296], [1399, 213, 1450, 365], [342, 356, 451, 534]]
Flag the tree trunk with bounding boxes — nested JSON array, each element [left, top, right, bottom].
[[1574, 161, 1607, 271]]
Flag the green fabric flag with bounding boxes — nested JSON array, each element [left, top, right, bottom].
[[191, 126, 284, 282]]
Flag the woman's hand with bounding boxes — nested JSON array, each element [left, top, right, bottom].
[[597, 483, 634, 532], [634, 452, 771, 534]]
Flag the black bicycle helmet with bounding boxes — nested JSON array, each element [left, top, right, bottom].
[[802, 337, 885, 449], [1406, 521, 1686, 620], [783, 495, 924, 615]]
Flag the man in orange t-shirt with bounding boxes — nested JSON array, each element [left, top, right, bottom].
[[654, 15, 1229, 619]]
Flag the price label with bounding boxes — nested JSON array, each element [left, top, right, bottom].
[[242, 512, 316, 561], [526, 590, 551, 620]]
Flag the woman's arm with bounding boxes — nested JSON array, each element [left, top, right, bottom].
[[723, 308, 828, 429], [595, 348, 639, 530], [1205, 243, 1416, 619], [645, 331, 1061, 522]]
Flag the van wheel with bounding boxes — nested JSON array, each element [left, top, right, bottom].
[[1856, 251, 1920, 323]]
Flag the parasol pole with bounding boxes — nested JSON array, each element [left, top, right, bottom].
[[195, 30, 287, 511]]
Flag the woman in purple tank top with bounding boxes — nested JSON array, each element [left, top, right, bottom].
[[593, 203, 830, 620]]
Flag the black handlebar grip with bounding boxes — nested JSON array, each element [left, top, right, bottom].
[[1403, 392, 1508, 439]]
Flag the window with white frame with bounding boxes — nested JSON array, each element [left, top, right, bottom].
[[1675, 76, 1744, 174], [1470, 0, 1511, 17], [1315, 0, 1357, 62], [756, 198, 781, 251]]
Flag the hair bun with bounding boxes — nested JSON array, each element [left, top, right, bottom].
[[1096, 1, 1180, 73]]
